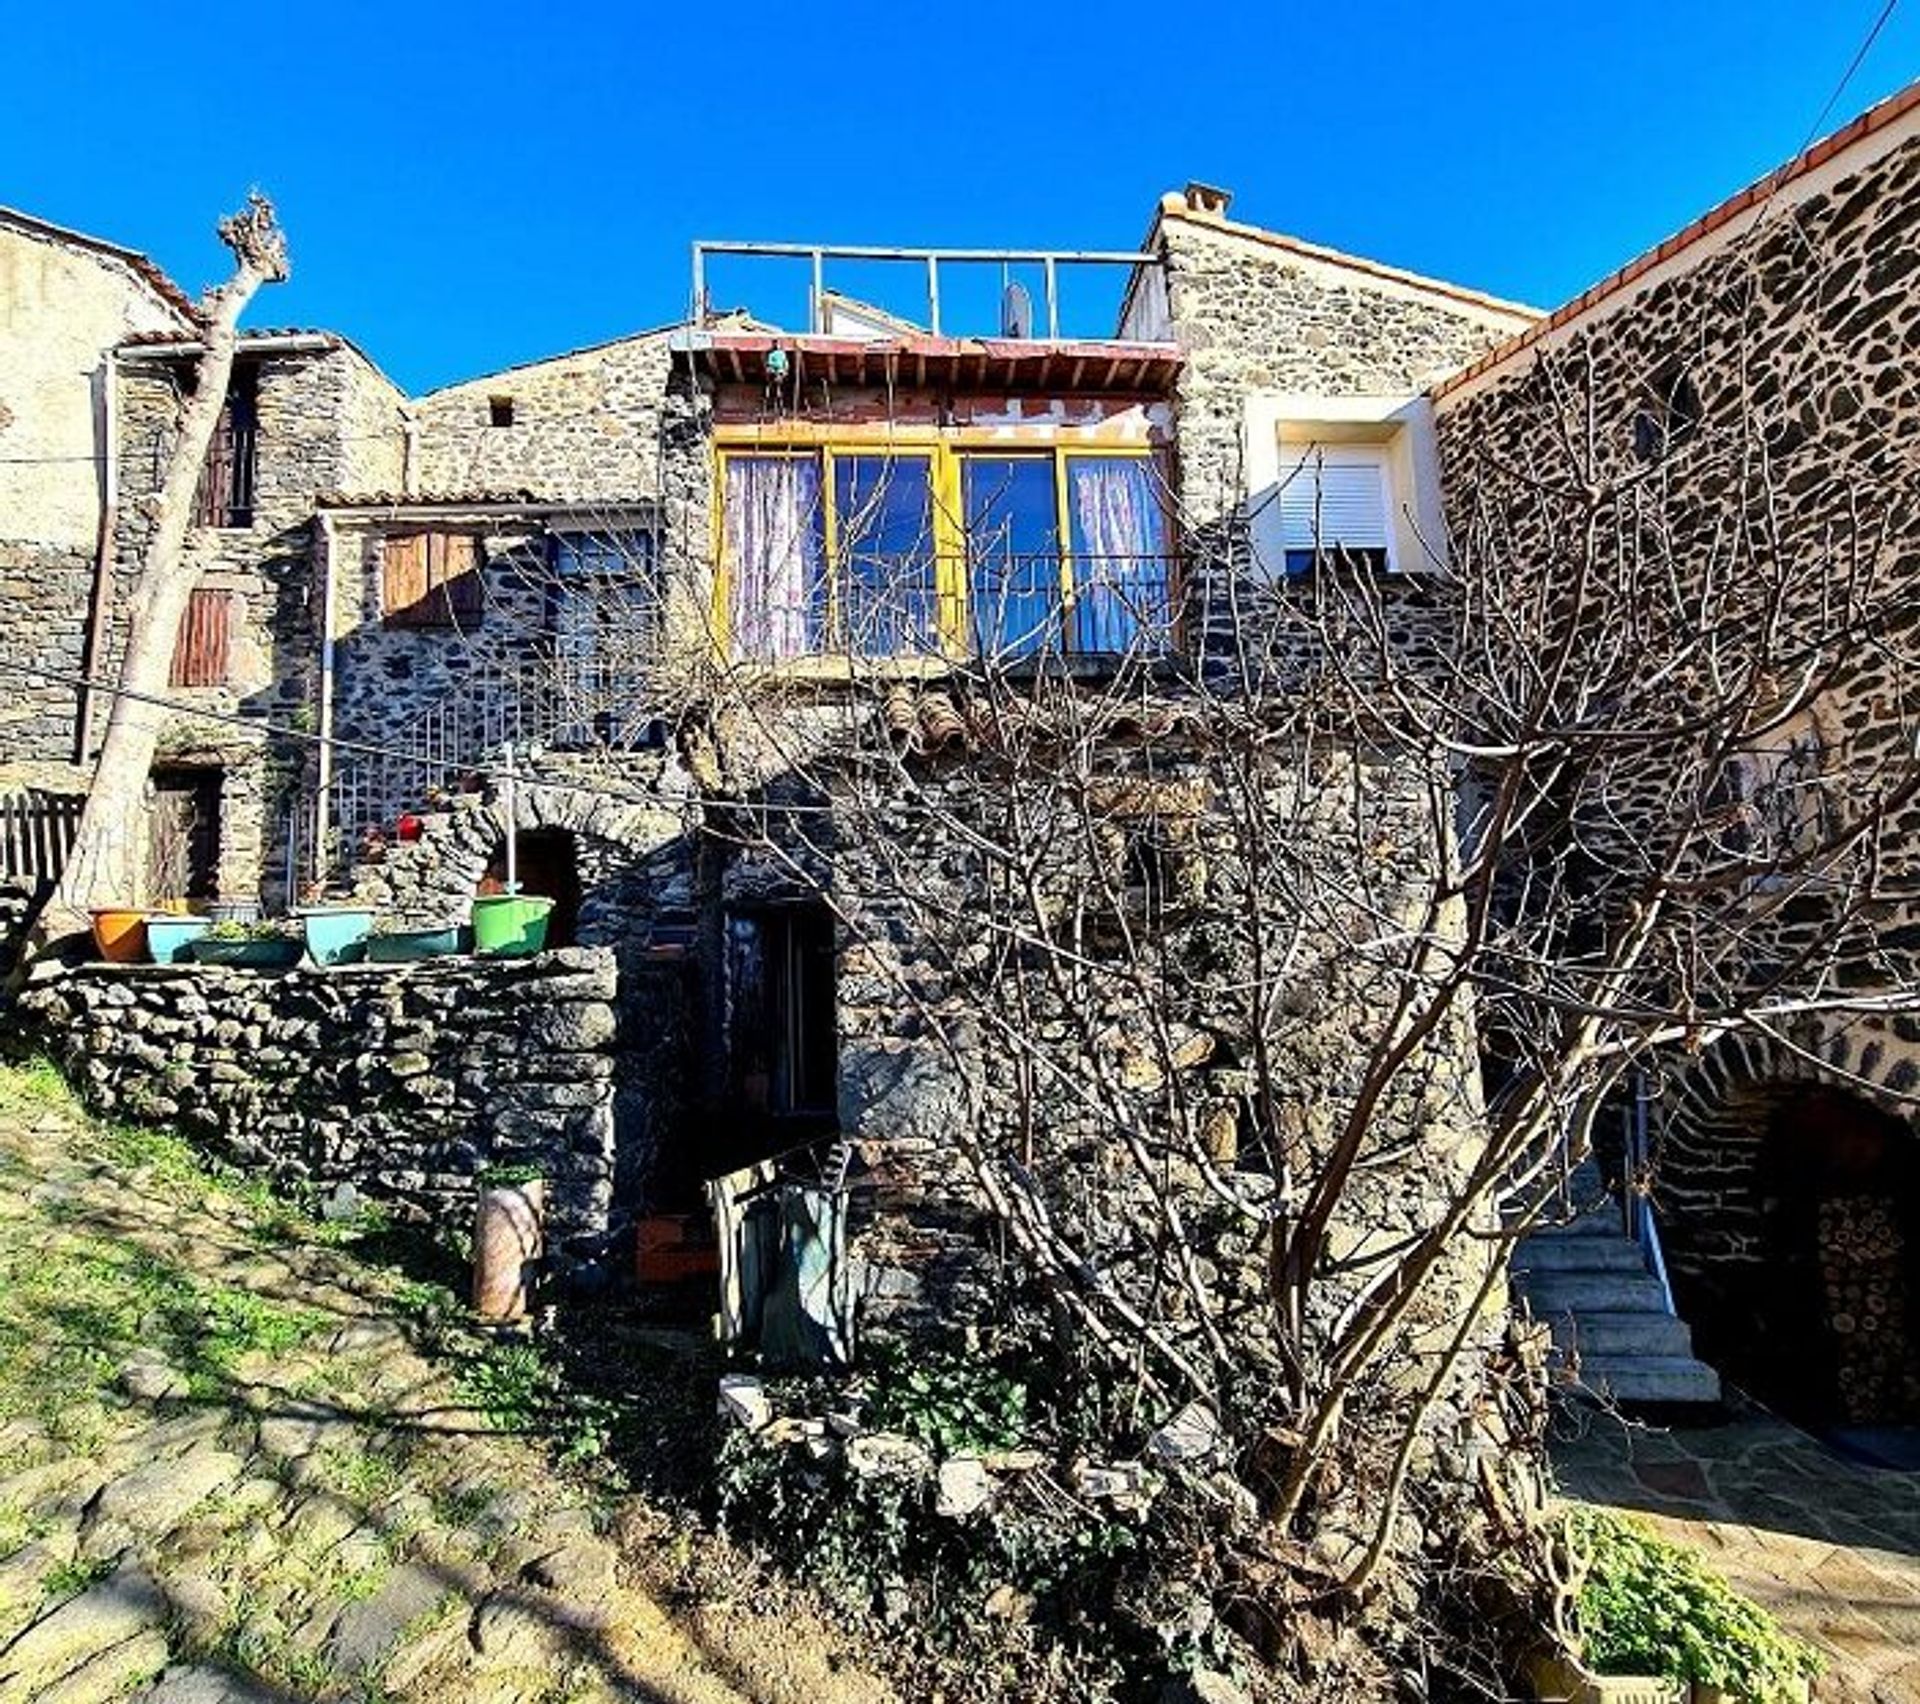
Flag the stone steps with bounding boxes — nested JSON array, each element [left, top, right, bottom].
[[1511, 1163, 1722, 1406]]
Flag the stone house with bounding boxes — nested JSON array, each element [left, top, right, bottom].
[[0, 207, 194, 794], [12, 80, 1920, 1422], [1436, 80, 1920, 1424]]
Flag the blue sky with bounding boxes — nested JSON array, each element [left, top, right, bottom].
[[5, 1, 1915, 393]]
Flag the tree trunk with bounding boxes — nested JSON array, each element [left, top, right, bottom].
[[31, 196, 288, 954]]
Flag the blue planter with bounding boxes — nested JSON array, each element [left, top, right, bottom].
[[145, 916, 211, 965], [299, 907, 375, 967]]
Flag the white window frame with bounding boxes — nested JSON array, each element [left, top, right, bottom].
[[1243, 393, 1446, 580]]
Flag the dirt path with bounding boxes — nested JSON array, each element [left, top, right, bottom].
[[1553, 1406, 1920, 1703], [0, 1059, 896, 1704]]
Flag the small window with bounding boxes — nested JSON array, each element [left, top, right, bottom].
[[169, 588, 233, 687], [192, 366, 258, 529], [489, 395, 515, 428], [1632, 364, 1703, 464], [1278, 445, 1394, 575], [382, 531, 484, 629]]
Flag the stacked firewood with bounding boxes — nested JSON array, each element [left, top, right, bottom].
[[1817, 1195, 1914, 1420]]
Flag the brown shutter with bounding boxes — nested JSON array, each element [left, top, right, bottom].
[[441, 533, 483, 623], [169, 589, 232, 687], [382, 533, 430, 626]]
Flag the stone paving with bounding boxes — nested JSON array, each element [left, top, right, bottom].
[[1551, 1404, 1920, 1704], [0, 1061, 896, 1704]]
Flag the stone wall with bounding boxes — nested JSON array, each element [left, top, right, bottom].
[[723, 713, 1497, 1390], [0, 542, 94, 777], [1150, 202, 1532, 539], [411, 331, 676, 501], [19, 948, 655, 1264], [106, 340, 408, 903], [1434, 121, 1920, 1195]]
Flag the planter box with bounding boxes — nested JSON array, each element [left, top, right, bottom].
[[472, 893, 554, 958], [1527, 1655, 1687, 1704], [89, 908, 147, 964], [299, 906, 374, 967], [636, 1214, 721, 1285], [145, 916, 211, 965], [194, 936, 303, 969], [365, 926, 462, 963]]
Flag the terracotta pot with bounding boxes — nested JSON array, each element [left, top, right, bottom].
[[89, 908, 148, 964], [472, 1178, 545, 1322]]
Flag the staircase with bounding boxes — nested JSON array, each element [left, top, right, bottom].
[[1511, 1160, 1722, 1407], [288, 652, 664, 885]]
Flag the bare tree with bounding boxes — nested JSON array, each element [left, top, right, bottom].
[[34, 194, 288, 947]]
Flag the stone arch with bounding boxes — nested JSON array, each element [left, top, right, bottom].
[[351, 775, 692, 947], [1654, 1025, 1920, 1424]]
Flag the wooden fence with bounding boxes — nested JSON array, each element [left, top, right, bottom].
[[0, 790, 83, 884]]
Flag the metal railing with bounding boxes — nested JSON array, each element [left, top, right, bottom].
[[1623, 1074, 1678, 1315], [733, 552, 1182, 664], [691, 240, 1164, 341], [292, 649, 664, 881]]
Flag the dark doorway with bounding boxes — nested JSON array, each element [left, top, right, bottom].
[[1682, 1085, 1920, 1427], [147, 768, 221, 902], [480, 828, 582, 948], [719, 904, 837, 1169]]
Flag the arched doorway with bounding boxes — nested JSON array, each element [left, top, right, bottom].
[[480, 829, 583, 949], [1665, 1081, 1920, 1425]]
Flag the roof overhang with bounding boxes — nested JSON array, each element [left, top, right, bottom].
[[675, 330, 1182, 394]]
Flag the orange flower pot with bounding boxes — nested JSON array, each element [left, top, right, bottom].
[[89, 908, 149, 964]]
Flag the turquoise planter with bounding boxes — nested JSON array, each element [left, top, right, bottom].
[[300, 907, 374, 967], [145, 916, 211, 965], [195, 936, 303, 968], [365, 926, 461, 963]]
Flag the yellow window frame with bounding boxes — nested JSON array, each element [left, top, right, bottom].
[[712, 436, 1169, 662]]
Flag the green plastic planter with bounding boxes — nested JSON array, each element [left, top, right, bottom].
[[299, 906, 374, 967], [145, 916, 211, 965], [366, 925, 462, 963], [472, 893, 554, 958]]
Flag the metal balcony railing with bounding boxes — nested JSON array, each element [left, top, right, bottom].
[[692, 241, 1166, 342], [732, 553, 1182, 664]]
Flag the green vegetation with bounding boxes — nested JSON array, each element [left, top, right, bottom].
[[40, 1554, 113, 1602], [1570, 1508, 1822, 1697], [863, 1342, 1028, 1455]]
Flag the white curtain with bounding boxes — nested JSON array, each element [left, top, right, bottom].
[[1070, 457, 1169, 653], [726, 457, 824, 660]]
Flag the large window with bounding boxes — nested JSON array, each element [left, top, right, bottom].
[[721, 443, 1172, 663]]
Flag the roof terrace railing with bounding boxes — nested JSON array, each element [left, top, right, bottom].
[[691, 240, 1164, 342]]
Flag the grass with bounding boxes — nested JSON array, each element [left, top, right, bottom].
[[41, 1554, 113, 1601], [0, 1225, 328, 1436]]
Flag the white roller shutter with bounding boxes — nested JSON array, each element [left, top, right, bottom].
[[1277, 448, 1393, 564]]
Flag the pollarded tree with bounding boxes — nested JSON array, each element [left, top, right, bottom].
[[33, 194, 288, 950]]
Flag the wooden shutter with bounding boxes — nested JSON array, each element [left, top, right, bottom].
[[436, 533, 483, 623], [382, 533, 431, 626], [169, 589, 232, 687], [1278, 450, 1392, 559], [193, 404, 235, 527]]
